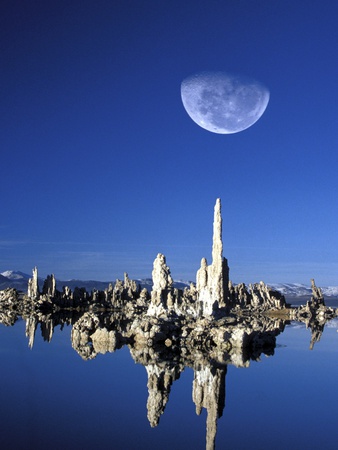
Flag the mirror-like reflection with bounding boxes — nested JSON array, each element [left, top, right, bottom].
[[1, 199, 337, 448], [1, 306, 337, 450]]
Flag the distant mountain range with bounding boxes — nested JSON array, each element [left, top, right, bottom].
[[1, 270, 338, 299], [270, 282, 338, 298], [0, 270, 191, 295]]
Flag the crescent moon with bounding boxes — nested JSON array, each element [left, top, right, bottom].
[[181, 71, 270, 134]]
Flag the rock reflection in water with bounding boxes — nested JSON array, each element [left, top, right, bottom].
[[0, 306, 337, 449], [70, 312, 287, 450], [20, 310, 287, 450], [0, 198, 337, 448]]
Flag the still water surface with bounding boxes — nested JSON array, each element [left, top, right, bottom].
[[0, 317, 337, 450]]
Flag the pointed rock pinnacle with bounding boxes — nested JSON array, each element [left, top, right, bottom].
[[212, 198, 223, 267]]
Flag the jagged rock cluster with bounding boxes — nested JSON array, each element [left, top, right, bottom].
[[0, 287, 18, 306], [67, 308, 285, 450], [143, 199, 288, 318], [0, 288, 19, 326], [289, 278, 337, 349], [1, 199, 337, 332], [0, 304, 287, 450], [228, 281, 287, 311], [1, 198, 337, 450], [193, 362, 226, 450], [24, 268, 147, 311], [0, 199, 291, 319]]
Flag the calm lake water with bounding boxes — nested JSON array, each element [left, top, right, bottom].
[[0, 314, 337, 450]]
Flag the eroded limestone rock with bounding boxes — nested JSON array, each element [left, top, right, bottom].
[[91, 328, 119, 354], [196, 199, 230, 317], [310, 278, 325, 306], [0, 288, 18, 305], [146, 363, 182, 427], [71, 312, 101, 360], [42, 274, 56, 297], [249, 281, 286, 310], [193, 362, 226, 450], [28, 267, 39, 299], [25, 315, 38, 349], [147, 254, 175, 317], [290, 279, 337, 349]]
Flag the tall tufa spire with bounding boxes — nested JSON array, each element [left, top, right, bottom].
[[209, 198, 228, 308], [196, 198, 230, 316], [212, 198, 223, 267]]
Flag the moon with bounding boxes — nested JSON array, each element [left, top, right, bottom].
[[181, 71, 270, 134]]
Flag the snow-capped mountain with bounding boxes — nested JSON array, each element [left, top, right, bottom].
[[0, 270, 34, 291], [1, 270, 31, 280], [0, 270, 338, 298], [136, 278, 191, 291], [269, 283, 338, 298], [321, 286, 338, 297]]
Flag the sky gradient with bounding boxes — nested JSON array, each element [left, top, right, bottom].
[[1, 0, 338, 286]]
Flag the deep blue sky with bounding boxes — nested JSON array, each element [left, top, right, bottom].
[[1, 0, 338, 285]]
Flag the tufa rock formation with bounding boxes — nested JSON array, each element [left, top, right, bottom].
[[193, 361, 226, 450], [1, 199, 337, 450], [0, 199, 337, 352], [1, 199, 337, 330], [27, 267, 39, 299], [0, 294, 337, 449], [42, 274, 56, 297], [145, 362, 182, 427], [196, 199, 230, 317], [147, 253, 175, 317]]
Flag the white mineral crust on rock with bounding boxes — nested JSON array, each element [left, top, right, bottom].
[[193, 361, 226, 450], [25, 315, 37, 349], [196, 199, 229, 317], [27, 267, 39, 299], [152, 253, 173, 292], [42, 274, 56, 297], [146, 363, 180, 427], [147, 253, 174, 317]]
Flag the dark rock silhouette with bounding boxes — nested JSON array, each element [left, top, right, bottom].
[[42, 274, 56, 297]]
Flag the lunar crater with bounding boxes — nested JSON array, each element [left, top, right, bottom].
[[181, 71, 269, 134]]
